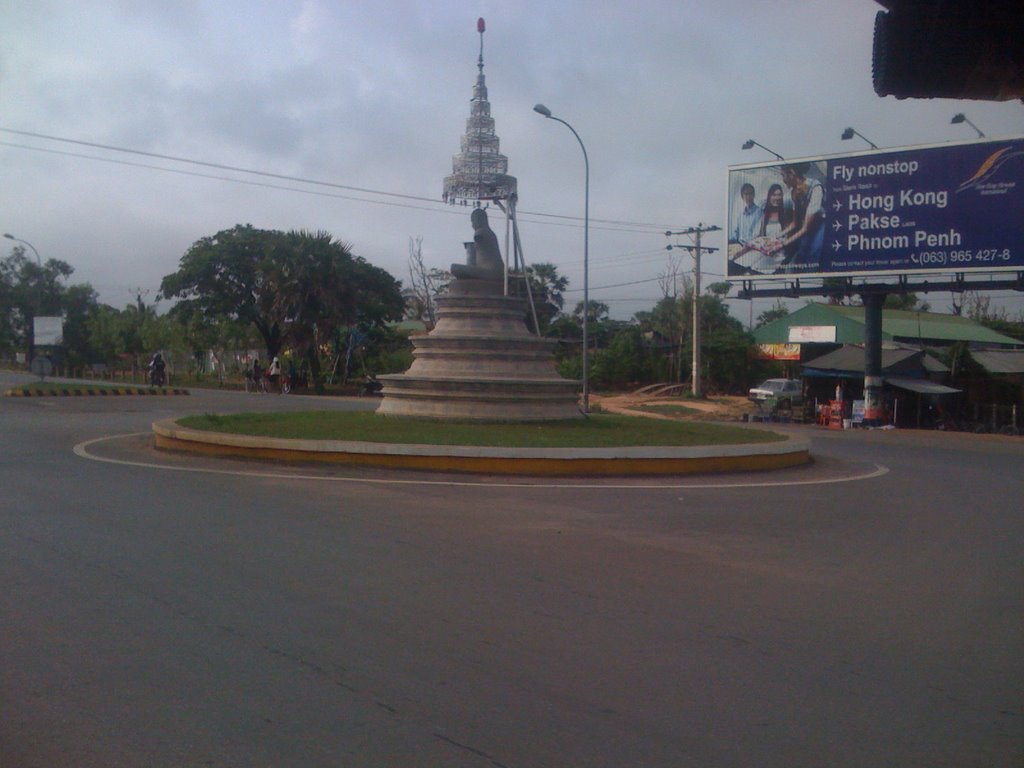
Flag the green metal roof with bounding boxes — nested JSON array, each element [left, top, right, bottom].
[[753, 303, 1022, 347]]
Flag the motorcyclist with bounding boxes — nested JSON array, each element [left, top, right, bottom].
[[149, 352, 166, 386], [362, 373, 383, 396]]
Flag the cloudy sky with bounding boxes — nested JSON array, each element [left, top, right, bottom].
[[3, 0, 1022, 323]]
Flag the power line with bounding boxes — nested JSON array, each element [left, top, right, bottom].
[[0, 140, 469, 216], [1, 139, 670, 236], [587, 248, 669, 267], [1, 127, 439, 202], [565, 276, 662, 292], [0, 127, 683, 233]]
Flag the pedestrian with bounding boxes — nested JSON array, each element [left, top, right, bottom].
[[252, 357, 264, 393], [268, 356, 282, 393]]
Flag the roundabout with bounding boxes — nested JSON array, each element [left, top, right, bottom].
[[80, 430, 880, 490], [150, 415, 812, 477]]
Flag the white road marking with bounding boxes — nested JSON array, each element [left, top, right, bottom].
[[74, 432, 889, 490]]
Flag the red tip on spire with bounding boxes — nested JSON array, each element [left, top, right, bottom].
[[478, 18, 485, 33]]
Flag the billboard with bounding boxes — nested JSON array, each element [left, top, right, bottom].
[[756, 343, 801, 361], [33, 316, 63, 345], [726, 137, 1024, 280]]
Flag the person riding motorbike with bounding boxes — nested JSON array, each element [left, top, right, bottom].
[[149, 352, 166, 386]]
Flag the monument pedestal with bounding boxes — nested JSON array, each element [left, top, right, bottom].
[[377, 280, 581, 421]]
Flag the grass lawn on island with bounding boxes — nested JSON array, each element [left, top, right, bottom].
[[178, 411, 783, 448]]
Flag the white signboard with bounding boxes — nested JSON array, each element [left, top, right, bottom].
[[33, 316, 64, 345], [788, 325, 836, 343]]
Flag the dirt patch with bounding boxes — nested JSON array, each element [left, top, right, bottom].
[[591, 391, 756, 422]]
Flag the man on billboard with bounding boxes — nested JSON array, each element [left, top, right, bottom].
[[729, 183, 764, 244], [769, 162, 826, 269]]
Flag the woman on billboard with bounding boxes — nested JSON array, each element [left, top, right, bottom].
[[729, 183, 794, 274]]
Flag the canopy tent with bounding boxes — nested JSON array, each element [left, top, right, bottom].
[[801, 344, 948, 377], [885, 376, 961, 395]]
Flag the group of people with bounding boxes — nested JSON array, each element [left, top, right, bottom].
[[729, 162, 826, 275], [247, 355, 283, 393]]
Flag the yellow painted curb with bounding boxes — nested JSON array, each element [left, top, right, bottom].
[[152, 418, 811, 477], [5, 387, 190, 397]]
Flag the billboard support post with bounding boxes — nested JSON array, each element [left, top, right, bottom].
[[693, 231, 702, 398], [862, 293, 886, 426]]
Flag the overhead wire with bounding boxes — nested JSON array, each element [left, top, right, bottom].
[[0, 127, 683, 234], [8, 128, 1017, 318]]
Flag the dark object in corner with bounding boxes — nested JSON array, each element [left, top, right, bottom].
[[873, 1, 1024, 101]]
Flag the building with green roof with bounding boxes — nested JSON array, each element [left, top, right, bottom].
[[753, 303, 1022, 350]]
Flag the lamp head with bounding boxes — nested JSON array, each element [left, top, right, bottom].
[[533, 103, 552, 118], [3, 233, 13, 240], [841, 127, 855, 141], [951, 113, 965, 124], [742, 139, 755, 150]]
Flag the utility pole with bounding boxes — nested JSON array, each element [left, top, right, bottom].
[[666, 224, 721, 397]]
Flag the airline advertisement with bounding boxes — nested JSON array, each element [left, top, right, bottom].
[[726, 137, 1024, 279]]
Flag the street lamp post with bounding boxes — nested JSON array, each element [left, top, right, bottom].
[[533, 103, 590, 414], [4, 232, 42, 267], [741, 139, 785, 161], [841, 127, 879, 149], [951, 113, 986, 138], [4, 232, 44, 367]]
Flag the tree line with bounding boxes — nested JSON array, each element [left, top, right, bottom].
[[4, 223, 1020, 394], [0, 225, 406, 392]]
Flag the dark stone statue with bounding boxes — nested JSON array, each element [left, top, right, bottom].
[[451, 208, 504, 285]]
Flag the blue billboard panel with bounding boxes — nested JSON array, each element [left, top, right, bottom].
[[726, 138, 1024, 279]]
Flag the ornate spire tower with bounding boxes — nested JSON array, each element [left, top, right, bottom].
[[376, 18, 577, 420], [443, 18, 517, 206]]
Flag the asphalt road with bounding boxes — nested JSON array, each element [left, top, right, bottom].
[[1, 372, 1021, 767]]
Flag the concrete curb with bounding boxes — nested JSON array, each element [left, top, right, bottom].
[[5, 387, 190, 397], [152, 418, 811, 477]]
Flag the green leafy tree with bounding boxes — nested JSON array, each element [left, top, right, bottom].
[[168, 303, 258, 380], [0, 253, 18, 357], [883, 293, 930, 311], [755, 300, 790, 328], [86, 306, 126, 365], [633, 288, 756, 393], [707, 281, 732, 297], [697, 294, 758, 393], [84, 300, 178, 372], [0, 245, 92, 365], [161, 225, 405, 391], [524, 262, 569, 333], [961, 293, 1024, 342], [359, 324, 414, 377], [276, 230, 405, 390], [635, 294, 689, 382], [59, 284, 101, 368], [572, 299, 610, 325], [590, 325, 655, 389], [160, 224, 289, 359]]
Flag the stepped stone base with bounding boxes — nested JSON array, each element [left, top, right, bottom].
[[377, 279, 581, 421]]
